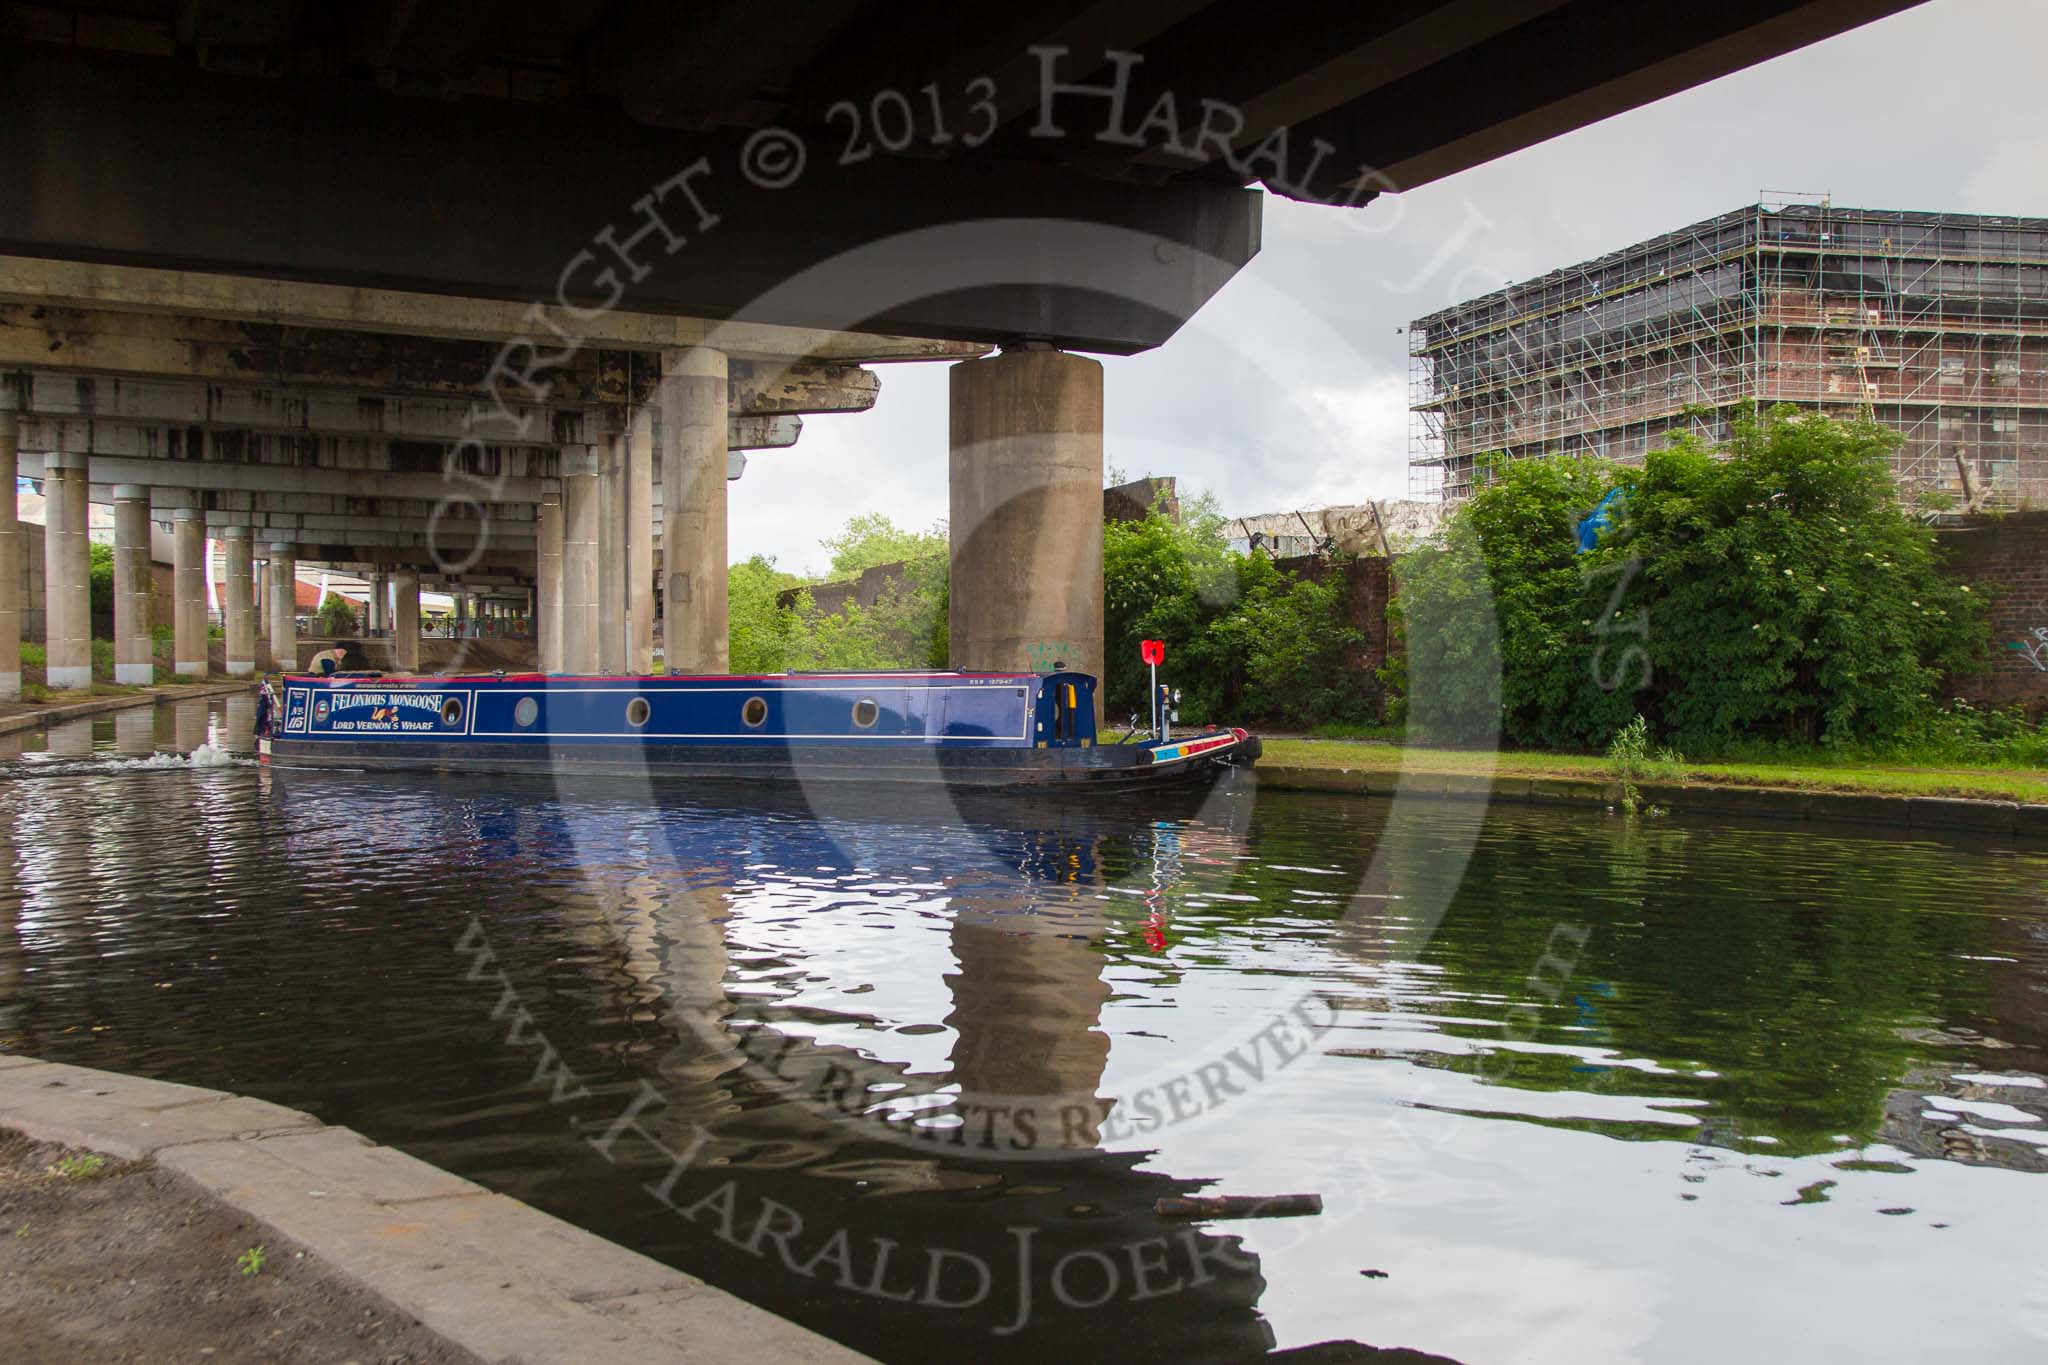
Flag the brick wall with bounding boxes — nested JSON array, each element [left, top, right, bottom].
[[1936, 511, 2048, 719], [1272, 552, 1393, 683]]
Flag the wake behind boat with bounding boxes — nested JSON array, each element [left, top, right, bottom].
[[259, 667, 1259, 790]]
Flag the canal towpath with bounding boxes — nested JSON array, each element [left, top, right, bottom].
[[0, 1054, 873, 1365]]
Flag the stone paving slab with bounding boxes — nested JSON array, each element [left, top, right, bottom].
[[0, 1060, 322, 1158], [0, 1054, 874, 1364]]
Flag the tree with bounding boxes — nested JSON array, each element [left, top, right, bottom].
[[728, 555, 803, 673], [820, 513, 947, 578], [88, 542, 115, 618], [1389, 409, 1989, 750], [739, 502, 1377, 727], [1104, 495, 1375, 729], [315, 592, 359, 637]]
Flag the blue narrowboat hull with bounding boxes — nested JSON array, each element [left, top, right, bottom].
[[263, 671, 1260, 790]]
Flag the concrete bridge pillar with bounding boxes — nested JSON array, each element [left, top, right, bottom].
[[223, 527, 255, 676], [946, 904, 1112, 1152], [947, 349, 1104, 685], [627, 407, 656, 675], [268, 544, 297, 671], [658, 348, 728, 674], [598, 425, 628, 674], [561, 445, 601, 674], [172, 507, 207, 677], [111, 485, 155, 685], [0, 411, 18, 701], [254, 556, 269, 655], [536, 488, 563, 673], [392, 569, 420, 672], [364, 572, 384, 635], [42, 450, 92, 691]]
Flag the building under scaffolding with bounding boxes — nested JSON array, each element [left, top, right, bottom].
[[1409, 199, 2048, 507]]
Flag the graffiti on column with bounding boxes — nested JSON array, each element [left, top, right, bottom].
[[1023, 640, 1079, 672], [2011, 626, 2048, 672]]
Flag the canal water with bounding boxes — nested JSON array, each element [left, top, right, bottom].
[[1, 695, 2044, 1363]]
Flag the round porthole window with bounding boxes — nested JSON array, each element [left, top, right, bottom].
[[741, 696, 769, 728], [851, 698, 880, 729], [439, 696, 464, 727], [625, 697, 651, 728], [513, 696, 539, 728]]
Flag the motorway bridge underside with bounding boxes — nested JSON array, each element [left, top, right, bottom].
[[0, 0, 1916, 691]]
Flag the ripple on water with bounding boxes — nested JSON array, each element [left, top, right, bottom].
[[0, 699, 2045, 1363]]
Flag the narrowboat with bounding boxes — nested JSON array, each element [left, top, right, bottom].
[[259, 669, 1260, 789]]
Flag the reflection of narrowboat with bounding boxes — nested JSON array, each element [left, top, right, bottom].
[[262, 669, 1259, 789]]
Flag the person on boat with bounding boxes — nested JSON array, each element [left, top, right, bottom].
[[253, 681, 277, 739], [307, 645, 349, 676]]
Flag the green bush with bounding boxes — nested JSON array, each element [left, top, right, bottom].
[[1606, 714, 1686, 814], [88, 542, 114, 618], [1104, 499, 1374, 729], [314, 592, 358, 637], [1391, 409, 1989, 752], [727, 549, 947, 674]]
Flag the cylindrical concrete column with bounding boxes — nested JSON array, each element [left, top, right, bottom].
[[627, 407, 656, 675], [42, 450, 92, 691], [948, 350, 1105, 686], [111, 486, 155, 685], [598, 426, 629, 674], [172, 508, 207, 677], [223, 528, 255, 676], [537, 487, 563, 672], [392, 569, 420, 672], [268, 545, 298, 672], [658, 348, 728, 674], [561, 446, 602, 674], [0, 411, 18, 701], [254, 557, 269, 648]]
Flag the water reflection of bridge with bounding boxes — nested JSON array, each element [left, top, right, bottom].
[[565, 786, 1291, 1359]]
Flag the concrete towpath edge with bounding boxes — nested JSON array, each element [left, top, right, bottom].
[[1252, 764, 2048, 840], [0, 680, 254, 736], [0, 1054, 875, 1365]]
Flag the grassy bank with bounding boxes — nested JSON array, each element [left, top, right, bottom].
[[1261, 737, 2048, 804]]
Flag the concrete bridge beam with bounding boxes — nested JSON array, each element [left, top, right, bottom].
[[223, 527, 255, 677], [111, 485, 155, 686], [171, 507, 207, 677], [948, 349, 1105, 687], [42, 451, 92, 690], [0, 256, 987, 364], [659, 348, 728, 674]]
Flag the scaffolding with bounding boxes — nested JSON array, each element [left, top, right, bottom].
[[1409, 199, 2048, 506]]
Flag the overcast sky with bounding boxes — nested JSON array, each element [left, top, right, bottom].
[[730, 0, 2048, 577]]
